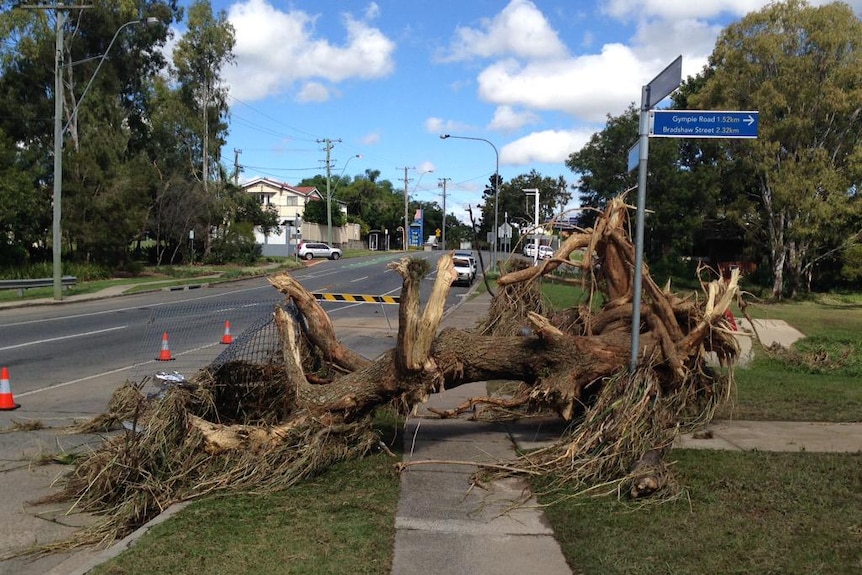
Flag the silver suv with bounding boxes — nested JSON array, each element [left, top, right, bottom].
[[297, 242, 342, 260]]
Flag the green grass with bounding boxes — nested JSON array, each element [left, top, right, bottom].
[[47, 281, 862, 573], [535, 289, 862, 573], [538, 450, 862, 575], [745, 296, 862, 339], [729, 295, 862, 422], [0, 260, 301, 302], [722, 354, 862, 422], [90, 412, 403, 575]]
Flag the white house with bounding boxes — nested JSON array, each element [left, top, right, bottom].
[[243, 177, 322, 227], [242, 177, 359, 255]]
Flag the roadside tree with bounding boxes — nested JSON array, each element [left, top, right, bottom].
[[690, 0, 862, 298]]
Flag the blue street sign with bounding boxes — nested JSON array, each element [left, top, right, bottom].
[[627, 141, 639, 172], [650, 110, 759, 139]]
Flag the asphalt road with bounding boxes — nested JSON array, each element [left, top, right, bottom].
[[0, 251, 479, 415]]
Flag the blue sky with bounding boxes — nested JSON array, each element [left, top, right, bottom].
[[176, 0, 862, 222]]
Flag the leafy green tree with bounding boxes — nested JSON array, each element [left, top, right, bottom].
[[301, 171, 405, 237], [172, 0, 235, 255], [566, 104, 639, 228], [0, 128, 46, 265], [496, 170, 570, 225], [690, 0, 862, 298], [841, 242, 862, 284], [0, 2, 180, 268], [172, 0, 234, 186], [303, 198, 345, 228]]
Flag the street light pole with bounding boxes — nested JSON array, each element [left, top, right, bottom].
[[399, 166, 413, 252], [49, 15, 157, 300], [439, 134, 499, 272], [438, 177, 451, 250]]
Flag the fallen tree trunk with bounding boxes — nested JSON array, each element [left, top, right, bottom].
[[39, 194, 741, 549]]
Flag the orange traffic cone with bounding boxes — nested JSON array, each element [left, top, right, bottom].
[[155, 332, 175, 361], [220, 320, 233, 345], [0, 367, 20, 411]]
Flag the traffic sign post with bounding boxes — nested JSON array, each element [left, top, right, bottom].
[[627, 57, 760, 373], [631, 56, 682, 373], [651, 110, 759, 139]]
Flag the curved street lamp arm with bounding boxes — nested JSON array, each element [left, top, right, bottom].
[[64, 17, 159, 134], [439, 133, 500, 270]]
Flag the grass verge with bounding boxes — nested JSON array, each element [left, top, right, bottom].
[[40, 281, 862, 574], [0, 261, 300, 302], [537, 449, 862, 575], [89, 411, 403, 575], [722, 353, 862, 421]]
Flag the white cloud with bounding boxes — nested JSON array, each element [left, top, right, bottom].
[[502, 129, 595, 165], [417, 161, 436, 175], [361, 131, 381, 145], [461, 4, 721, 123], [424, 117, 474, 135], [477, 45, 646, 123], [441, 0, 568, 62], [223, 0, 396, 101], [364, 2, 381, 20], [601, 0, 770, 21], [632, 17, 723, 64], [488, 105, 540, 131], [296, 82, 330, 103], [602, 0, 862, 24]]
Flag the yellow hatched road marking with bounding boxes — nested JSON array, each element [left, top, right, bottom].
[[312, 293, 400, 304]]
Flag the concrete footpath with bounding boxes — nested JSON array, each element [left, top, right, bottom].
[[392, 294, 572, 575], [1, 284, 861, 575]]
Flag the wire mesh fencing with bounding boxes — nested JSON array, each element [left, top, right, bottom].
[[128, 296, 289, 390]]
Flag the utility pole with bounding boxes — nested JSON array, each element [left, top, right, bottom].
[[317, 138, 341, 245], [524, 188, 540, 265], [21, 4, 90, 300], [438, 177, 451, 250], [397, 166, 414, 251], [233, 148, 242, 185]]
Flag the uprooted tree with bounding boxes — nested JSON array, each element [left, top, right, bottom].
[[40, 195, 742, 548]]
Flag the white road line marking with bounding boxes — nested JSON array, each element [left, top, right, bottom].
[[16, 342, 220, 397], [0, 325, 127, 352]]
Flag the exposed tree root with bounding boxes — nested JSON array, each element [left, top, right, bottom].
[[20, 193, 743, 555]]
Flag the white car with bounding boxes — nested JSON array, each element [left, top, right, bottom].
[[452, 257, 474, 286], [453, 250, 477, 276], [297, 242, 342, 260], [538, 245, 554, 260], [523, 244, 537, 257]]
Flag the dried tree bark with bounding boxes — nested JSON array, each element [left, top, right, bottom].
[[191, 196, 740, 451], [38, 193, 744, 552]]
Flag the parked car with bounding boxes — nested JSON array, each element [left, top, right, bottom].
[[522, 243, 537, 257], [452, 257, 474, 286], [538, 245, 554, 260], [297, 242, 342, 260], [453, 250, 477, 277]]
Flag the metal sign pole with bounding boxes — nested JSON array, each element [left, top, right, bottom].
[[629, 56, 681, 372], [630, 85, 651, 372]]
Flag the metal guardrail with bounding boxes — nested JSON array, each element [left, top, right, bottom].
[[0, 276, 77, 297]]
